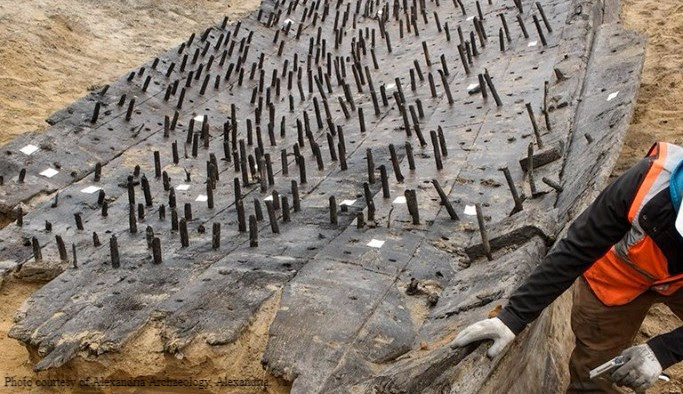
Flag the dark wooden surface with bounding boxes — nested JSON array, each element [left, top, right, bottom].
[[0, 0, 645, 392]]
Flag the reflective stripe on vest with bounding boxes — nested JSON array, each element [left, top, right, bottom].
[[584, 142, 683, 306]]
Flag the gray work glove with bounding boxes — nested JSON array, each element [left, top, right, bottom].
[[609, 344, 663, 393], [450, 317, 516, 358]]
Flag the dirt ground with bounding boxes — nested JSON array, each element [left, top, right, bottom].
[[614, 1, 683, 174], [0, 0, 681, 392], [0, 280, 44, 388]]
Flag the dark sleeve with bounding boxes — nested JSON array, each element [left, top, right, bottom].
[[497, 158, 652, 334], [648, 326, 683, 369]]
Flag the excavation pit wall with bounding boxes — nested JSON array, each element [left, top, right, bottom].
[[0, 0, 645, 392]]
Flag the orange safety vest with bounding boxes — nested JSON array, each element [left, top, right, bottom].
[[584, 142, 683, 306]]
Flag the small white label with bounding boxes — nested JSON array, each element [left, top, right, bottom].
[[466, 16, 475, 21], [195, 194, 208, 202], [81, 186, 102, 194], [282, 18, 295, 28], [386, 83, 396, 90], [193, 115, 204, 123], [527, 41, 538, 47], [176, 184, 191, 191], [20, 145, 39, 155], [467, 83, 480, 93], [264, 195, 274, 201], [40, 168, 59, 178], [607, 91, 619, 101], [464, 205, 477, 216], [340, 199, 356, 206], [367, 239, 385, 248], [393, 196, 407, 204]]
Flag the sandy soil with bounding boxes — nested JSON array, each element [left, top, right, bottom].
[[0, 0, 681, 392], [0, 280, 45, 388], [614, 1, 683, 173]]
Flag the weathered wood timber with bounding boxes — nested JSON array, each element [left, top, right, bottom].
[[0, 0, 645, 392]]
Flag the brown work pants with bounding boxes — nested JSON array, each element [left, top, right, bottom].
[[567, 277, 683, 393]]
